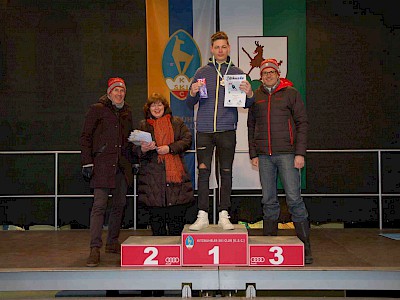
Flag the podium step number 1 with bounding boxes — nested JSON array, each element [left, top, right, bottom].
[[182, 224, 248, 266]]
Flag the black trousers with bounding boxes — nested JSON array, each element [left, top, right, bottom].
[[196, 131, 236, 212], [149, 204, 188, 236]]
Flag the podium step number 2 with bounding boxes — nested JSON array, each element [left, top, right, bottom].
[[121, 236, 181, 267]]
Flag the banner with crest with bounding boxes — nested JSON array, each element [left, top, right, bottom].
[[146, 0, 215, 187]]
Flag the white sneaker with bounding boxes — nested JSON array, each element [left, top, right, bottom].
[[218, 210, 234, 230], [189, 210, 209, 231]]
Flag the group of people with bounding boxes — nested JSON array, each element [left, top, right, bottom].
[[80, 31, 313, 268]]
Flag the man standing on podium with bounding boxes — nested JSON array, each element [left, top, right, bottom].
[[186, 31, 254, 231], [247, 59, 313, 264], [80, 77, 135, 267]]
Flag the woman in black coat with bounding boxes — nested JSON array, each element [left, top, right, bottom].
[[137, 93, 194, 236]]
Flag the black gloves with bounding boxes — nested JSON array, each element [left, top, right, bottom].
[[82, 165, 93, 182]]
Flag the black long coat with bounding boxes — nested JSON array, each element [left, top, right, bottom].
[[80, 95, 134, 188], [137, 116, 194, 207]]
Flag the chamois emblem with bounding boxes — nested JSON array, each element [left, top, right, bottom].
[[162, 30, 201, 100], [172, 36, 194, 75]]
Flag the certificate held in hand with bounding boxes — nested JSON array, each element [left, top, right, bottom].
[[224, 74, 246, 107], [128, 130, 153, 145]]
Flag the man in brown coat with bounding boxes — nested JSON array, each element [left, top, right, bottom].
[[80, 77, 134, 267]]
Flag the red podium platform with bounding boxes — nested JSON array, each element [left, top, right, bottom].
[[121, 236, 181, 267], [249, 236, 304, 266], [2, 229, 400, 295], [121, 224, 304, 267], [182, 224, 248, 266]]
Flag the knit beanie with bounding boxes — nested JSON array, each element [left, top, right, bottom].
[[107, 77, 126, 94], [260, 58, 280, 75]]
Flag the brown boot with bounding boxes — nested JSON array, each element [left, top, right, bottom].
[[105, 242, 121, 254], [86, 247, 100, 267]]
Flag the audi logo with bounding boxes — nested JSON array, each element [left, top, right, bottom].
[[165, 257, 180, 264], [250, 256, 266, 263]]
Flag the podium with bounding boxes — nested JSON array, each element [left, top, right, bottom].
[[182, 224, 248, 266], [121, 236, 181, 267], [248, 236, 304, 266], [121, 224, 304, 267]]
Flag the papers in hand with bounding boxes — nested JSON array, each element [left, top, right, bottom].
[[128, 130, 153, 145], [224, 74, 246, 107]]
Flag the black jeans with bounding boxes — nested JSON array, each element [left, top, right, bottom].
[[196, 131, 236, 213]]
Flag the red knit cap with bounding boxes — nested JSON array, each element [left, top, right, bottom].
[[260, 58, 280, 75], [107, 77, 126, 94]]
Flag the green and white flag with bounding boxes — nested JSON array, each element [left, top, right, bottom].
[[219, 0, 306, 189]]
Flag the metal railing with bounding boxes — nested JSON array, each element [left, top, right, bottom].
[[1, 149, 399, 230]]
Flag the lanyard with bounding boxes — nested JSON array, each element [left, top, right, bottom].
[[212, 56, 232, 85]]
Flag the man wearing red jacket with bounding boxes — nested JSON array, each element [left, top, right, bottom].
[[247, 59, 313, 264]]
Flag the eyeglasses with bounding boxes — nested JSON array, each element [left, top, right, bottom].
[[262, 70, 277, 76]]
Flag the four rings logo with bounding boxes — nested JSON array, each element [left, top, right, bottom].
[[250, 256, 266, 264], [165, 256, 180, 264]]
